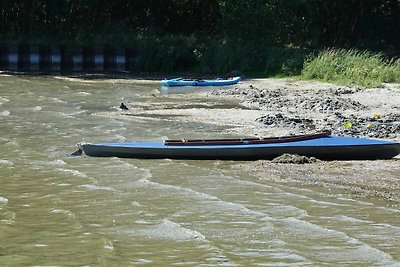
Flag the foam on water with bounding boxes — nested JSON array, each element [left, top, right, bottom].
[[308, 198, 352, 207], [51, 208, 76, 217], [105, 134, 126, 141], [0, 196, 8, 204], [45, 111, 80, 119], [0, 96, 9, 104], [0, 110, 10, 116], [103, 240, 114, 250], [30, 159, 67, 166], [77, 91, 92, 96], [78, 184, 121, 193], [134, 219, 207, 241], [67, 109, 89, 116], [331, 215, 373, 224], [135, 177, 218, 201], [44, 96, 68, 104], [50, 159, 67, 166], [56, 168, 88, 178], [0, 159, 14, 166], [131, 201, 142, 207]]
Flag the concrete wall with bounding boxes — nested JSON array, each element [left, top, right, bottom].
[[0, 45, 139, 73]]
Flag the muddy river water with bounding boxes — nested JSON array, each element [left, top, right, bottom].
[[1, 75, 400, 266]]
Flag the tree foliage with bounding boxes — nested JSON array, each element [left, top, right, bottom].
[[1, 0, 399, 49], [1, 0, 399, 74]]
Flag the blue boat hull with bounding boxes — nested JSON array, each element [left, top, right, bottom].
[[160, 76, 241, 87], [78, 136, 400, 160]]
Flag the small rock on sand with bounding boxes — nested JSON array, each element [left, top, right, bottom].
[[271, 153, 319, 164]]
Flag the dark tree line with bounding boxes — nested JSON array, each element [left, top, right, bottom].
[[1, 0, 400, 50], [271, 0, 400, 49]]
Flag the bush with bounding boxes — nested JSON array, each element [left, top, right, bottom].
[[134, 36, 199, 73], [196, 39, 308, 77], [133, 36, 309, 77]]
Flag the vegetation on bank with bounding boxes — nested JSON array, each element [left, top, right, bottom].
[[302, 49, 400, 87], [133, 36, 309, 76]]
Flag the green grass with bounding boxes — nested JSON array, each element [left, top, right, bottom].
[[302, 49, 400, 87]]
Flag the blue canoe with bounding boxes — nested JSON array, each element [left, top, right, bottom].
[[160, 76, 241, 87], [74, 132, 400, 160]]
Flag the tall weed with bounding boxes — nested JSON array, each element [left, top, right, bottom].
[[302, 49, 400, 87]]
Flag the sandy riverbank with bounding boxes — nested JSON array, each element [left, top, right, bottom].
[[155, 78, 400, 205]]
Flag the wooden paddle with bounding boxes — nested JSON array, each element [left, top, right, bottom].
[[164, 130, 331, 146]]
